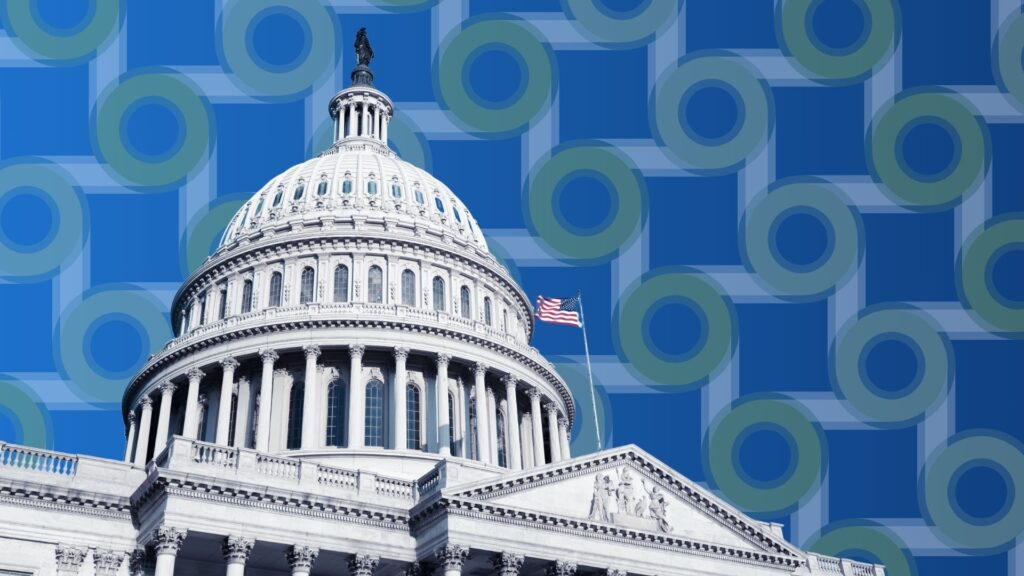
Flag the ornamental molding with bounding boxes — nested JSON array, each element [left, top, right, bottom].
[[348, 553, 380, 576], [222, 535, 255, 563], [0, 486, 133, 520], [287, 545, 319, 569], [92, 548, 126, 575], [151, 525, 187, 554], [158, 381, 177, 395], [54, 544, 88, 569], [493, 551, 525, 576], [435, 543, 469, 570]]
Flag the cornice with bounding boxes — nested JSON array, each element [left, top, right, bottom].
[[0, 484, 133, 521]]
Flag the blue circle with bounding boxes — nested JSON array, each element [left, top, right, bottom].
[[770, 208, 835, 271], [641, 296, 708, 362], [735, 423, 796, 488], [31, 0, 95, 36], [594, 0, 654, 19], [680, 80, 744, 147], [83, 313, 148, 379], [120, 97, 185, 163], [988, 243, 1024, 308], [861, 334, 923, 398], [246, 7, 311, 72], [808, 0, 870, 56], [951, 460, 1015, 525], [553, 171, 618, 235], [897, 117, 961, 184], [0, 188, 57, 250], [464, 44, 527, 109]]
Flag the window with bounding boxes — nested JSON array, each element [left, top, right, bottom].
[[269, 272, 283, 307], [334, 264, 349, 303], [406, 384, 421, 450], [327, 381, 346, 447], [367, 180, 378, 195], [434, 196, 445, 213], [218, 286, 228, 320], [241, 280, 253, 313], [448, 392, 457, 456], [460, 286, 471, 319], [272, 188, 283, 206], [294, 184, 305, 200], [238, 205, 249, 228], [484, 297, 492, 326], [287, 383, 304, 449], [368, 265, 383, 304], [414, 188, 425, 205], [496, 411, 508, 468], [365, 380, 384, 447], [198, 293, 207, 325], [181, 306, 191, 334], [254, 197, 265, 216], [453, 208, 462, 223], [342, 179, 353, 194], [401, 269, 416, 306], [391, 184, 402, 199], [299, 267, 315, 304], [317, 181, 328, 196], [432, 276, 445, 312]]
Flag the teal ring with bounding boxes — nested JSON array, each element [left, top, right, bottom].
[[181, 195, 248, 277], [0, 0, 121, 62], [562, 0, 679, 46], [809, 521, 917, 576], [995, 11, 1024, 111], [0, 376, 53, 449], [958, 216, 1024, 334]]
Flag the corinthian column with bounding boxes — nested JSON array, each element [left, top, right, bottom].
[[347, 103, 356, 137], [558, 417, 571, 460], [347, 344, 366, 448], [54, 544, 87, 575], [528, 388, 545, 465], [92, 549, 126, 576], [435, 544, 469, 576], [182, 367, 205, 439], [151, 526, 187, 576], [153, 381, 177, 455], [123, 411, 137, 463], [492, 552, 524, 576], [436, 353, 452, 457], [502, 375, 522, 470], [216, 358, 239, 445], [256, 349, 278, 451], [133, 397, 153, 466], [546, 405, 562, 462], [473, 363, 490, 463], [233, 377, 251, 448], [394, 347, 410, 449], [546, 560, 578, 576], [301, 345, 321, 449], [222, 535, 254, 576], [348, 553, 380, 576], [287, 545, 319, 576], [486, 387, 498, 464]]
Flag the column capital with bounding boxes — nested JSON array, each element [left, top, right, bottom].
[[92, 549, 126, 575], [394, 346, 410, 361], [187, 367, 205, 382], [526, 387, 542, 400], [127, 549, 148, 575], [546, 560, 578, 576], [287, 545, 319, 570], [558, 416, 569, 430], [546, 404, 559, 417], [138, 396, 153, 410], [347, 553, 380, 576], [435, 543, 469, 571], [486, 386, 496, 399], [436, 352, 452, 366], [303, 344, 322, 359], [473, 362, 488, 376], [151, 526, 187, 555], [127, 411, 137, 425], [54, 544, 88, 571], [222, 535, 255, 564], [501, 373, 518, 387], [492, 552, 524, 576], [220, 357, 240, 371], [349, 344, 366, 359], [259, 348, 279, 363], [158, 380, 177, 396]]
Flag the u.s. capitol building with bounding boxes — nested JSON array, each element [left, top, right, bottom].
[[0, 39, 883, 576]]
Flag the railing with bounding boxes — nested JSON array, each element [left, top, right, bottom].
[[808, 554, 881, 576], [317, 463, 357, 490], [0, 443, 78, 477], [257, 453, 300, 480], [851, 565, 875, 576], [416, 466, 441, 497], [375, 475, 415, 500], [191, 441, 238, 468]]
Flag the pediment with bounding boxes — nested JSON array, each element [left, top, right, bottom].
[[446, 445, 801, 557]]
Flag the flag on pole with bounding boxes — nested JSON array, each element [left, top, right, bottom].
[[535, 294, 582, 327]]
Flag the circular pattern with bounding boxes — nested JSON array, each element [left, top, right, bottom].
[[57, 288, 173, 404], [831, 307, 952, 424], [562, 0, 679, 46], [94, 71, 212, 188], [922, 432, 1024, 551], [1, 0, 120, 62], [704, 397, 824, 514], [0, 377, 52, 448], [743, 180, 862, 297], [616, 269, 734, 388], [219, 0, 337, 98], [810, 522, 917, 576], [181, 196, 248, 277], [777, 0, 898, 81], [387, 111, 433, 171], [652, 54, 773, 172], [436, 17, 555, 135], [367, 0, 439, 12], [0, 160, 87, 278], [526, 144, 646, 262], [995, 11, 1024, 110], [959, 217, 1024, 334], [869, 92, 989, 208]]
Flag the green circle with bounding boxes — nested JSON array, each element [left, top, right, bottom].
[[959, 217, 1024, 334], [0, 160, 86, 278], [0, 377, 53, 448], [437, 17, 555, 135], [869, 92, 989, 208], [526, 145, 646, 262], [562, 0, 679, 45], [778, 0, 898, 81], [182, 197, 247, 276], [219, 0, 337, 98], [995, 12, 1024, 110], [1, 0, 120, 62], [705, 398, 824, 514], [58, 288, 173, 404], [743, 180, 862, 297], [616, 270, 734, 388], [832, 307, 951, 424], [653, 54, 772, 171], [923, 432, 1024, 550], [94, 72, 212, 187], [810, 523, 917, 576]]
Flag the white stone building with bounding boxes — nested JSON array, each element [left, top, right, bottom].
[[0, 46, 884, 576]]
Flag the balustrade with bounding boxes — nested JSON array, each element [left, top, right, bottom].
[[0, 443, 78, 476]]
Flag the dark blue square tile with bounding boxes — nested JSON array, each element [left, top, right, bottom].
[[612, 390, 703, 480], [774, 86, 867, 178], [215, 102, 305, 197], [738, 301, 831, 393], [686, 0, 777, 50], [0, 281, 54, 371], [864, 212, 957, 304], [431, 138, 521, 228], [0, 66, 91, 158], [954, 340, 1024, 445], [559, 48, 650, 140], [900, 0, 993, 88], [648, 174, 740, 266], [88, 190, 180, 283], [828, 428, 920, 520], [126, 0, 217, 67]]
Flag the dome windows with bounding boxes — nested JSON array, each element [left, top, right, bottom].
[[367, 265, 384, 304], [299, 267, 315, 304], [484, 297, 493, 326], [268, 271, 283, 307], [406, 384, 421, 450], [342, 176, 353, 194], [317, 180, 329, 197], [460, 286, 472, 319], [334, 264, 350, 303], [241, 279, 253, 313], [414, 187, 425, 205], [327, 380, 346, 447], [401, 270, 416, 306], [391, 183, 402, 199], [272, 188, 284, 207], [432, 276, 446, 312], [453, 208, 463, 223], [294, 183, 305, 200], [367, 179, 378, 195], [434, 196, 445, 214], [364, 379, 385, 447], [254, 197, 265, 217]]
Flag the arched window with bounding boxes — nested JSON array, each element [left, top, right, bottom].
[[317, 181, 328, 196], [496, 411, 508, 468], [218, 286, 228, 320], [287, 382, 304, 449], [460, 286, 471, 319], [414, 188, 425, 205], [268, 272, 283, 307], [364, 380, 384, 447], [434, 196, 445, 213], [333, 264, 349, 303], [254, 197, 265, 217], [432, 276, 445, 312], [293, 184, 305, 200], [342, 179, 353, 194], [326, 381, 346, 447], [198, 293, 208, 325], [448, 392, 457, 456], [368, 265, 383, 304], [401, 270, 416, 306], [406, 384, 421, 450], [272, 188, 283, 207], [241, 279, 253, 313], [367, 180, 378, 195], [484, 297, 493, 326], [391, 184, 402, 199], [299, 267, 315, 304]]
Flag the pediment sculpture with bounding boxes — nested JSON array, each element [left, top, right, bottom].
[[588, 467, 673, 533]]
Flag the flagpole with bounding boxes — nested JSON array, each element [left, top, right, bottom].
[[575, 290, 603, 451]]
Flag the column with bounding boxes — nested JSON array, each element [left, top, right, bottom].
[[348, 554, 380, 576], [183, 367, 205, 439], [492, 552, 524, 576], [347, 344, 366, 448], [151, 526, 187, 576], [256, 349, 278, 451], [528, 388, 545, 466], [472, 363, 490, 463], [546, 405, 562, 462], [301, 344, 321, 449], [92, 549, 125, 576], [520, 415, 534, 468], [154, 381, 177, 455], [436, 353, 452, 457], [381, 114, 389, 145], [360, 102, 368, 136], [394, 347, 409, 449], [123, 412, 137, 463], [558, 417, 571, 460], [371, 105, 378, 137], [54, 544, 87, 575], [286, 545, 319, 576], [222, 536, 254, 576], [546, 560, 578, 576], [435, 544, 469, 576], [133, 397, 153, 466], [454, 377, 466, 456], [233, 377, 251, 448], [502, 375, 522, 470], [486, 388, 498, 464], [347, 103, 356, 137], [216, 358, 239, 445]]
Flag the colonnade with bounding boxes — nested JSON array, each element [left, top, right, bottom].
[[334, 98, 389, 144], [124, 345, 572, 470]]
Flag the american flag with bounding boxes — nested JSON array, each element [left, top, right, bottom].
[[535, 294, 582, 327]]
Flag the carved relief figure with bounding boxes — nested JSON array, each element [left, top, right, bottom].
[[588, 473, 614, 523], [587, 468, 673, 533], [642, 481, 673, 533]]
